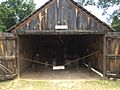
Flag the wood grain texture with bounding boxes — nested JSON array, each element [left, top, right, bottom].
[[10, 0, 111, 32], [0, 33, 16, 80], [105, 33, 120, 76]]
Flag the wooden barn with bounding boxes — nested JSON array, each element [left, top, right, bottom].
[[0, 0, 120, 80]]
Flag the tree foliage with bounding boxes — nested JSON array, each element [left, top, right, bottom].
[[0, 4, 16, 32], [75, 0, 95, 6], [76, 0, 120, 31], [112, 16, 120, 31], [97, 0, 120, 18], [97, 0, 120, 31], [0, 0, 35, 32], [2, 0, 35, 21], [97, 0, 120, 8]]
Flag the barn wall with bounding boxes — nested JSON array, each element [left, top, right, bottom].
[[106, 36, 120, 72], [12, 0, 111, 32], [0, 33, 16, 77]]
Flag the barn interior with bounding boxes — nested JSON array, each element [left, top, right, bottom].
[[18, 34, 104, 79]]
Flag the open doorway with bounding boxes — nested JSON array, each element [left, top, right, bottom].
[[18, 34, 104, 80]]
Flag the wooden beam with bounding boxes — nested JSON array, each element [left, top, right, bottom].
[[103, 35, 107, 79], [17, 35, 20, 79], [106, 54, 120, 57], [38, 13, 42, 31], [0, 56, 15, 60], [16, 30, 105, 36]]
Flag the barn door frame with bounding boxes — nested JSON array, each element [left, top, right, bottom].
[[104, 32, 120, 79], [0, 33, 17, 80]]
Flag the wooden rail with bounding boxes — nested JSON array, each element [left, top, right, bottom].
[[0, 56, 16, 60]]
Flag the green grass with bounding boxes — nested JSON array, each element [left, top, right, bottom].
[[0, 79, 120, 90]]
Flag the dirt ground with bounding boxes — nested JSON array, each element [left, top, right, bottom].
[[21, 66, 101, 80], [0, 67, 120, 90], [1, 79, 120, 90]]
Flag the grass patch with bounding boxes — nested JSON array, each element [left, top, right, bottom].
[[0, 79, 120, 90]]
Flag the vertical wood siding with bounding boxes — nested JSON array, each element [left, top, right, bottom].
[[0, 33, 16, 79], [15, 0, 110, 32]]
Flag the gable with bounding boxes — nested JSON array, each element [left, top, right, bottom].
[[8, 0, 114, 32]]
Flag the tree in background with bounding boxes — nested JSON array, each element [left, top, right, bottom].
[[76, 0, 95, 6], [0, 0, 35, 32], [97, 0, 120, 31], [112, 16, 120, 32], [0, 4, 16, 32], [76, 0, 120, 31]]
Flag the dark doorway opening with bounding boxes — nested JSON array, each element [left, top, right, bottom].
[[18, 34, 104, 80]]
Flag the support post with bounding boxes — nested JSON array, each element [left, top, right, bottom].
[[16, 35, 20, 79], [15, 34, 18, 77], [103, 35, 107, 79]]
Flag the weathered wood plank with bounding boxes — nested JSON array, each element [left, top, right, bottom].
[[17, 35, 20, 79], [47, 2, 56, 30], [103, 36, 107, 78], [8, 0, 112, 32], [38, 13, 42, 31], [0, 33, 16, 80]]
